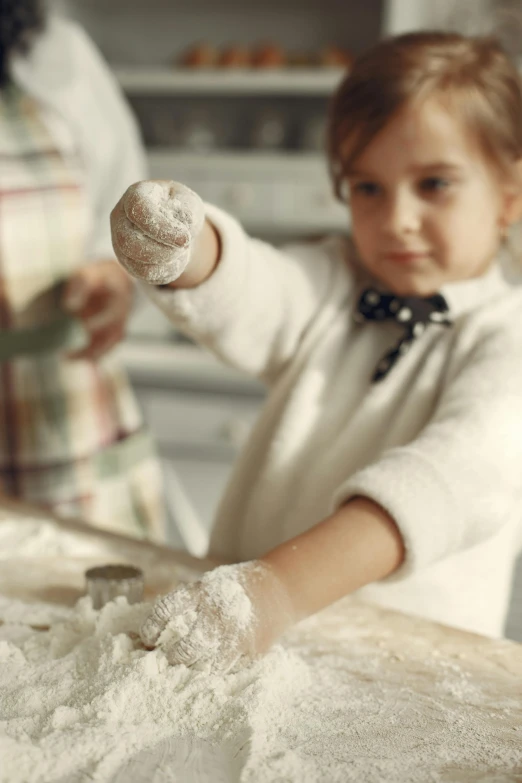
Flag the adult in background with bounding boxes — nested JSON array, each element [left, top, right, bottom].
[[0, 0, 165, 540]]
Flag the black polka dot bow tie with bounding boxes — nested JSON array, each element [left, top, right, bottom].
[[354, 288, 452, 382]]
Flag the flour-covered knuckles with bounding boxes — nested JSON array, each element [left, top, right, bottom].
[[110, 180, 205, 285]]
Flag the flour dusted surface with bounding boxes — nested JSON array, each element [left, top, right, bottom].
[[1, 512, 521, 782], [1, 593, 521, 783]]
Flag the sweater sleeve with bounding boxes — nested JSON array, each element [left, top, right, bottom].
[[332, 315, 522, 580], [143, 204, 349, 383]]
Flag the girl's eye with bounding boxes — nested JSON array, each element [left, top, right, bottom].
[[351, 182, 381, 197], [419, 177, 450, 193]]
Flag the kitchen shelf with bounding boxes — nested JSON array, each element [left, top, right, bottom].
[[147, 149, 331, 173], [115, 67, 346, 96], [146, 149, 349, 235]]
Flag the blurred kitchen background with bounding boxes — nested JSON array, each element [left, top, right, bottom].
[[54, 0, 522, 639]]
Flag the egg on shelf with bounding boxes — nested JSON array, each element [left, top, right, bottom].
[[252, 43, 286, 69], [318, 45, 354, 69], [177, 41, 353, 71], [288, 51, 315, 68], [218, 45, 251, 68], [178, 42, 218, 68]]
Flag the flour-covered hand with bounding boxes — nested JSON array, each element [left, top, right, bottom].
[[140, 562, 295, 672], [110, 180, 205, 285]]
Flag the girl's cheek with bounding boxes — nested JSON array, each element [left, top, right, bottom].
[[351, 208, 375, 234]]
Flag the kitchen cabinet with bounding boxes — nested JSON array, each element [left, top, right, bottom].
[[62, 0, 498, 237], [63, 0, 448, 237]]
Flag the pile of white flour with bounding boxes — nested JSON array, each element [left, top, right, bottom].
[[1, 514, 521, 782], [1, 595, 521, 783], [0, 513, 108, 559]]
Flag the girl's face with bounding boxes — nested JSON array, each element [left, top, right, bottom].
[[345, 97, 521, 296]]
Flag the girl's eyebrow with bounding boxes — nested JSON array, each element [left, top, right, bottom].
[[410, 161, 464, 173], [345, 161, 464, 178], [344, 167, 373, 178]]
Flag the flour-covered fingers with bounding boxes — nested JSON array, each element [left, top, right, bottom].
[[111, 207, 192, 280], [122, 181, 204, 247], [140, 563, 292, 672], [210, 645, 242, 674], [110, 180, 205, 285], [111, 207, 190, 265], [140, 584, 199, 647], [162, 633, 206, 668], [115, 249, 190, 285]]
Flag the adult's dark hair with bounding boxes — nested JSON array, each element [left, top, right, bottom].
[[0, 0, 45, 86]]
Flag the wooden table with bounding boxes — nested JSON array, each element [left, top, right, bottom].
[[0, 496, 219, 607], [1, 498, 521, 781]]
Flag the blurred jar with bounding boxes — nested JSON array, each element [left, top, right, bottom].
[[179, 110, 220, 151], [250, 110, 287, 150]]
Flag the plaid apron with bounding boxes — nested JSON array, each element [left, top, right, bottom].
[[0, 85, 165, 541]]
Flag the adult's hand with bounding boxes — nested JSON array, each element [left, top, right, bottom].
[[62, 260, 134, 361]]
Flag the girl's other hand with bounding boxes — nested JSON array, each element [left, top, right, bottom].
[[140, 562, 296, 672], [110, 180, 205, 286], [62, 260, 134, 361]]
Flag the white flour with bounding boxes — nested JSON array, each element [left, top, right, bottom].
[[0, 515, 105, 559], [113, 181, 205, 285], [1, 594, 521, 783], [0, 516, 521, 782], [153, 565, 253, 655]]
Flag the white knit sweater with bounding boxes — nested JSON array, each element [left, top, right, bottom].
[[146, 205, 522, 637]]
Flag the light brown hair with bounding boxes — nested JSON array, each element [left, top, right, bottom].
[[328, 31, 522, 201]]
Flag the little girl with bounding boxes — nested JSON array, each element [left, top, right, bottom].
[[111, 31, 522, 671]]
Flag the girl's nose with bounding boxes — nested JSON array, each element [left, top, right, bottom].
[[382, 190, 421, 237]]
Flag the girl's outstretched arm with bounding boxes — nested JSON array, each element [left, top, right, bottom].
[[262, 496, 405, 620], [139, 498, 404, 671]]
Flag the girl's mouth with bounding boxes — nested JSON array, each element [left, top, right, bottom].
[[384, 251, 429, 265]]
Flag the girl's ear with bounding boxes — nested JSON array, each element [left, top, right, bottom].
[[503, 159, 522, 226]]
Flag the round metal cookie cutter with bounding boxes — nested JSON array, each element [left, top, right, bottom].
[[85, 564, 144, 609]]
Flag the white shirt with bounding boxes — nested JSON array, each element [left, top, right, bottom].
[[11, 16, 146, 260], [145, 204, 522, 640]]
